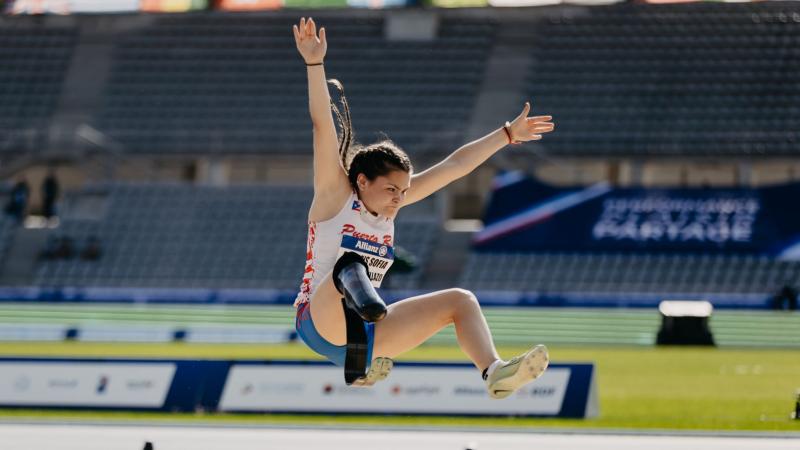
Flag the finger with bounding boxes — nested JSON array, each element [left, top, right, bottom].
[[526, 116, 552, 123], [319, 27, 326, 45], [293, 25, 301, 42], [309, 18, 317, 38], [530, 124, 554, 132], [516, 101, 531, 120], [306, 17, 314, 37], [300, 17, 305, 31]]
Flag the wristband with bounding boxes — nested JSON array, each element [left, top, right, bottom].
[[503, 121, 521, 145]]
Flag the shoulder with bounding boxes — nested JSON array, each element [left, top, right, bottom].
[[308, 184, 353, 223]]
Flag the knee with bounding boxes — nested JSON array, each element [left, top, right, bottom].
[[446, 288, 480, 314]]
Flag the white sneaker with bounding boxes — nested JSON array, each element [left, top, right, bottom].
[[485, 345, 549, 399]]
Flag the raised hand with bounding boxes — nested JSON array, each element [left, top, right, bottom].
[[293, 17, 327, 65], [505, 102, 555, 143]]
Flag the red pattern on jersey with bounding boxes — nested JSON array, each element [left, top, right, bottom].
[[296, 221, 317, 306]]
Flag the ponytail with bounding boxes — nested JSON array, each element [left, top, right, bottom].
[[327, 79, 355, 173], [327, 79, 413, 190]]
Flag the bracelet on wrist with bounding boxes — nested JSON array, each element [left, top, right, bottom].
[[503, 121, 521, 145], [305, 62, 324, 67]]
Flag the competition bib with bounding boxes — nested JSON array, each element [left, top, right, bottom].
[[336, 235, 395, 287]]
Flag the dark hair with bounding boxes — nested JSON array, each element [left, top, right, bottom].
[[328, 79, 412, 191]]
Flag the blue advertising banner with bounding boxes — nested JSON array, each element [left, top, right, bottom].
[[474, 172, 800, 259], [0, 358, 597, 418]]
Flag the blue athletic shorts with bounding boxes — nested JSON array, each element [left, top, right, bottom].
[[295, 302, 374, 367]]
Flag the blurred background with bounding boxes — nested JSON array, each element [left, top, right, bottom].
[[0, 0, 799, 435]]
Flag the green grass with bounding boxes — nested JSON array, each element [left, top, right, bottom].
[[1, 303, 798, 347], [0, 341, 799, 432]]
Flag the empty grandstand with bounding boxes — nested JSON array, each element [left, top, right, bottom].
[[96, 15, 494, 155], [524, 2, 800, 156], [0, 4, 799, 312], [0, 23, 78, 155], [31, 183, 438, 290], [461, 252, 800, 295]]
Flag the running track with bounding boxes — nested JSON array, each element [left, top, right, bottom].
[[1, 423, 798, 450]]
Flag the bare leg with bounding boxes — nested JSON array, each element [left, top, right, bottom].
[[308, 275, 500, 371], [373, 288, 500, 371]]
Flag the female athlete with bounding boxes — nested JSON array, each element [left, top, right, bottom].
[[292, 17, 555, 399]]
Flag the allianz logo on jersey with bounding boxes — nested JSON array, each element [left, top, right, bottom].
[[356, 240, 386, 256], [341, 235, 394, 260]]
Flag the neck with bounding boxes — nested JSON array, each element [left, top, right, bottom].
[[363, 204, 379, 217], [356, 192, 379, 217]]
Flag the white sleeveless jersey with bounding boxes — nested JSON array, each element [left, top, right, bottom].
[[294, 191, 395, 308]]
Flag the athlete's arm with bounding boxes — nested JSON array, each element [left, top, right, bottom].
[[402, 102, 554, 206], [293, 18, 350, 200]]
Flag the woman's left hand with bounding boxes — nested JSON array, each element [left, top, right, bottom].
[[506, 102, 554, 143], [293, 17, 327, 65]]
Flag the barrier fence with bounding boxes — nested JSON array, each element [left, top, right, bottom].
[[0, 357, 598, 418]]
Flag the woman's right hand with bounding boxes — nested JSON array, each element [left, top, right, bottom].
[[293, 17, 327, 65]]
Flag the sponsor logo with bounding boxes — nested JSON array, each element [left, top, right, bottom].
[[337, 235, 396, 287], [390, 385, 440, 396], [322, 384, 374, 397], [453, 386, 486, 397], [96, 375, 109, 394], [515, 385, 557, 398], [355, 240, 380, 254], [126, 379, 154, 390], [530, 386, 557, 397]]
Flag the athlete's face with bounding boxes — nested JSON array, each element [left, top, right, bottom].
[[356, 169, 411, 219]]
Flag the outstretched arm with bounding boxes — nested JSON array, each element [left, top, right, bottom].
[[293, 17, 349, 196], [402, 102, 554, 206]]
